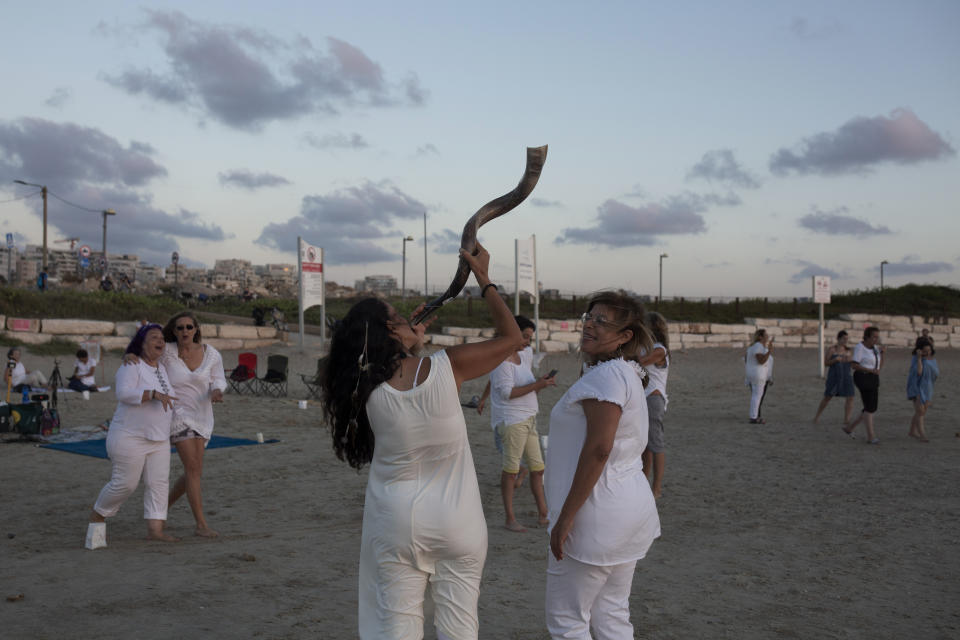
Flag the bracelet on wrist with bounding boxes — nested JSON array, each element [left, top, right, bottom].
[[481, 282, 498, 298]]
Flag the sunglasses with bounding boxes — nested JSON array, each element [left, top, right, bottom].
[[580, 311, 620, 330], [176, 324, 195, 331]]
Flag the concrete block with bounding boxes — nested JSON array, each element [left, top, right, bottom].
[[783, 326, 817, 336], [777, 319, 804, 328], [911, 315, 925, 325], [711, 323, 755, 334], [198, 324, 219, 338], [825, 320, 854, 330], [667, 322, 686, 333], [680, 333, 705, 343], [539, 340, 571, 353], [1, 330, 51, 344], [705, 341, 746, 348], [548, 331, 581, 344], [764, 326, 784, 336], [802, 319, 821, 329], [6, 317, 41, 332], [706, 334, 735, 343], [256, 327, 277, 338], [430, 334, 463, 346], [442, 327, 482, 337], [0, 315, 4, 330], [679, 341, 710, 349], [114, 321, 139, 337], [931, 332, 949, 343], [742, 317, 762, 326], [686, 323, 710, 334], [204, 338, 244, 351], [41, 319, 115, 335], [218, 325, 261, 339], [100, 336, 133, 350], [242, 339, 280, 349], [668, 333, 682, 347], [464, 336, 486, 344], [839, 313, 870, 323], [480, 328, 496, 338], [887, 331, 916, 342], [778, 335, 804, 344]]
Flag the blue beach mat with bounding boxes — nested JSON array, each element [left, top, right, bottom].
[[40, 434, 280, 459]]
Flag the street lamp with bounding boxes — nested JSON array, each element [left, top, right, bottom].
[[658, 253, 669, 306], [102, 209, 116, 271], [423, 211, 428, 296], [880, 260, 889, 291], [402, 235, 414, 299], [13, 180, 48, 271]]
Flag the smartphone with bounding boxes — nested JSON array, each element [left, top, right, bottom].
[[547, 369, 558, 378]]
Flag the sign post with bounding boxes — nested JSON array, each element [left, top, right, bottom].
[[813, 276, 832, 378], [298, 237, 325, 351], [171, 251, 179, 287], [5, 232, 12, 285]]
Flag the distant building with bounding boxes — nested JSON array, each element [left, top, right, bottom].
[[355, 275, 398, 295]]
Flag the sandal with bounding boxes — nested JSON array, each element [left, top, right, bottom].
[[867, 438, 880, 445], [749, 418, 766, 425], [841, 427, 856, 439]]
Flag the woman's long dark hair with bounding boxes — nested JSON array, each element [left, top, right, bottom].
[[125, 323, 163, 356], [321, 298, 406, 469], [162, 311, 202, 343], [584, 292, 654, 365]]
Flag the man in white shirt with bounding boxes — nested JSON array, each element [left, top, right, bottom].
[[5, 347, 48, 393]]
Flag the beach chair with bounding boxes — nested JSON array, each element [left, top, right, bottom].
[[299, 357, 326, 401], [257, 354, 288, 397], [227, 352, 258, 395]]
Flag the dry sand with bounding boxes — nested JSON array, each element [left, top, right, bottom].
[[1, 343, 958, 639]]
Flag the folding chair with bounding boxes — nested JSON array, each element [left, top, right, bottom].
[[299, 357, 326, 401], [258, 354, 288, 397], [227, 352, 258, 395]]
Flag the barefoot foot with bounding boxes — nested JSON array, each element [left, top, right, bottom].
[[504, 520, 527, 533], [147, 531, 180, 542], [195, 527, 219, 538]]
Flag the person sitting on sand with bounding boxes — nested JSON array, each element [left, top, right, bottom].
[[86, 324, 178, 548], [486, 314, 554, 532], [322, 243, 522, 640], [813, 330, 855, 426], [68, 348, 99, 393], [5, 347, 49, 393], [907, 337, 939, 442]]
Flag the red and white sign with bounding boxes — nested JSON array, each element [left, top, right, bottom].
[[299, 239, 324, 308], [813, 276, 831, 304], [78, 245, 91, 258]]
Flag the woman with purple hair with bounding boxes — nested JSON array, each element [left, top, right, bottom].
[[84, 324, 178, 549]]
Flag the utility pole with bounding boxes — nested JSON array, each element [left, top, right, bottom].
[[102, 209, 116, 269]]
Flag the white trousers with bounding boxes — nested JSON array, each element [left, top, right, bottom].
[[748, 380, 769, 420], [93, 430, 170, 520], [22, 371, 48, 387], [545, 554, 638, 640]]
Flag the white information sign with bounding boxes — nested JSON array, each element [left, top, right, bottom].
[[517, 235, 537, 300], [299, 238, 324, 309], [813, 275, 831, 304]]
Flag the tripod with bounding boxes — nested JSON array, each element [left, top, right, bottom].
[[47, 360, 64, 410]]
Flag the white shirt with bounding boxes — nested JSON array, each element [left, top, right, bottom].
[[111, 360, 175, 441], [545, 358, 661, 565], [74, 358, 97, 386], [745, 342, 773, 383], [489, 346, 538, 429], [643, 343, 669, 403], [161, 343, 227, 439], [852, 342, 881, 370], [9, 362, 26, 387]]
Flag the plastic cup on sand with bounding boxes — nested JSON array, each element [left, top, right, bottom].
[[82, 390, 91, 400], [256, 432, 265, 444], [298, 400, 308, 409]]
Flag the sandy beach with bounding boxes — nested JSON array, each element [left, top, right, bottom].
[[2, 343, 958, 639]]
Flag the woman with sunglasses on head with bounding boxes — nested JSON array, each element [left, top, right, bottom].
[[123, 311, 227, 537], [545, 292, 661, 640], [323, 244, 522, 640], [86, 324, 178, 548], [745, 328, 775, 424]]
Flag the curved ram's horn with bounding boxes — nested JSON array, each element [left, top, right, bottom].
[[412, 145, 548, 325]]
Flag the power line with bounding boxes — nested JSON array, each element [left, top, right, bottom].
[[0, 189, 41, 204], [47, 189, 103, 213]]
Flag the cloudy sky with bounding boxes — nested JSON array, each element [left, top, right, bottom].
[[1, 1, 957, 298]]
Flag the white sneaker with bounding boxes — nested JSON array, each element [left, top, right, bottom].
[[84, 522, 107, 550]]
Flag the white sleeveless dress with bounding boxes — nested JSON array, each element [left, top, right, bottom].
[[358, 350, 487, 639]]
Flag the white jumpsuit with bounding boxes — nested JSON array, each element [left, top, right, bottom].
[[359, 350, 487, 640]]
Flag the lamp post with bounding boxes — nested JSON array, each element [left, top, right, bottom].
[[102, 209, 116, 272], [13, 180, 48, 271], [658, 253, 669, 307], [880, 260, 888, 291], [423, 211, 428, 296], [402, 235, 414, 299]]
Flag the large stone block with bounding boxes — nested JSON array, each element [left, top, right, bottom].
[[777, 319, 804, 328], [204, 338, 244, 351], [539, 340, 571, 353], [1, 330, 51, 344], [706, 334, 735, 343], [6, 317, 40, 332], [778, 335, 804, 344], [480, 328, 496, 338], [783, 326, 817, 336], [704, 341, 746, 349], [256, 327, 277, 338], [548, 331, 581, 344], [464, 336, 486, 344], [430, 334, 462, 346], [0, 315, 4, 330], [442, 327, 482, 337], [200, 324, 219, 338], [114, 322, 139, 337], [41, 319, 115, 335], [667, 322, 686, 333], [711, 323, 755, 335], [218, 325, 261, 339], [679, 341, 710, 349], [686, 323, 710, 334], [825, 320, 854, 330], [679, 333, 705, 343], [742, 317, 762, 326], [839, 313, 870, 322], [100, 336, 133, 351], [886, 331, 917, 342], [764, 326, 784, 336]]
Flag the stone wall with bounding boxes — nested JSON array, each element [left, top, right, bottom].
[[2, 317, 281, 351], [421, 314, 960, 353]]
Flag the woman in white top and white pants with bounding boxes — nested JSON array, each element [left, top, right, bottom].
[[546, 292, 661, 639], [86, 324, 177, 547], [745, 328, 774, 424]]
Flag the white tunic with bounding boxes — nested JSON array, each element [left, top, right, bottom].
[[489, 346, 538, 429], [160, 343, 227, 439], [111, 361, 175, 442], [643, 342, 669, 404], [545, 358, 661, 566], [74, 357, 97, 386], [359, 350, 487, 637], [744, 342, 773, 384]]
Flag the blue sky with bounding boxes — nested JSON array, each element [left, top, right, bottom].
[[1, 1, 958, 297]]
